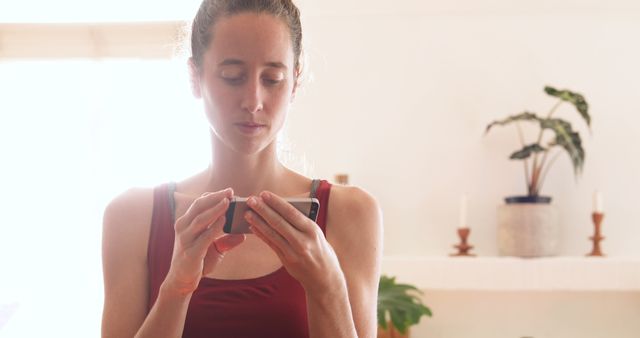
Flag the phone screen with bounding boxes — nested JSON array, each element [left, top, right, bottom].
[[223, 197, 320, 234]]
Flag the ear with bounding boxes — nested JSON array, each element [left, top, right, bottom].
[[188, 57, 202, 99]]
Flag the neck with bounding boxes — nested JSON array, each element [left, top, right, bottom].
[[205, 132, 286, 197]]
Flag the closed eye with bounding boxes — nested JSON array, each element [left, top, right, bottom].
[[262, 71, 285, 86], [262, 78, 283, 86], [219, 67, 246, 85], [222, 76, 245, 86]]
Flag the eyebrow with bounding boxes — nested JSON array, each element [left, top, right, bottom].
[[264, 62, 288, 70], [218, 59, 288, 70]]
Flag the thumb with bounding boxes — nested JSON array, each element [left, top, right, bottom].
[[202, 234, 246, 274], [215, 234, 246, 253]]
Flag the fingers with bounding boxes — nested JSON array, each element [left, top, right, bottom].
[[259, 191, 315, 233], [245, 210, 295, 259], [190, 215, 227, 256], [249, 221, 288, 261], [202, 234, 246, 274], [245, 210, 288, 246], [182, 198, 230, 243], [246, 195, 303, 245], [176, 188, 233, 230], [215, 234, 246, 254], [176, 188, 233, 232]]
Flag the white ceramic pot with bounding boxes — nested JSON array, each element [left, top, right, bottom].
[[497, 203, 560, 257]]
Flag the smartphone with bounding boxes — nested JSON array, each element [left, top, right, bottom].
[[223, 197, 320, 234]]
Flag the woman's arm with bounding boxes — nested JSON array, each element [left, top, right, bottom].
[[102, 188, 191, 338], [102, 188, 244, 338], [325, 186, 383, 338], [103, 196, 193, 338], [132, 285, 193, 338], [102, 190, 194, 338], [245, 186, 383, 338], [326, 185, 383, 337], [101, 188, 156, 338]]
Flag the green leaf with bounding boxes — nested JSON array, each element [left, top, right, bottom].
[[377, 307, 387, 329], [379, 275, 396, 289], [485, 112, 541, 134], [544, 86, 591, 128], [509, 143, 546, 160], [380, 284, 422, 296], [408, 306, 423, 324], [540, 118, 585, 175], [422, 304, 433, 317], [377, 274, 432, 333], [390, 308, 410, 334]]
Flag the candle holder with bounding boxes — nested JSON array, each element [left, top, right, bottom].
[[450, 227, 476, 257], [587, 212, 605, 257], [334, 173, 349, 185]]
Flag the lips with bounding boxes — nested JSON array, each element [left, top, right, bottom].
[[237, 122, 265, 127], [235, 121, 267, 135]]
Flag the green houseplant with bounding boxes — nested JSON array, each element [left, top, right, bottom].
[[377, 275, 432, 338], [485, 85, 591, 200], [484, 85, 591, 257]]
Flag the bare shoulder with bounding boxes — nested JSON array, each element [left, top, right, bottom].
[[103, 187, 155, 236], [102, 187, 156, 263], [326, 184, 383, 256], [327, 184, 382, 230]]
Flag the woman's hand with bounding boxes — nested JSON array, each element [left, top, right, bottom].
[[163, 188, 246, 295], [244, 191, 345, 293]]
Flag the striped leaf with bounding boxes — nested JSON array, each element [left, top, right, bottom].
[[510, 143, 546, 160], [544, 86, 591, 127], [541, 118, 585, 175], [485, 112, 541, 134]]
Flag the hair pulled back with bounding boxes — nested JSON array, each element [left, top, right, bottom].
[[190, 0, 303, 74]]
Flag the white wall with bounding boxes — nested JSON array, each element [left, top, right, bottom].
[[412, 291, 640, 338], [286, 1, 640, 337], [289, 0, 640, 257]]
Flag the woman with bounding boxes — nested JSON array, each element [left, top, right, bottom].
[[101, 1, 382, 337]]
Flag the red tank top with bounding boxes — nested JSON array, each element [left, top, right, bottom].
[[147, 180, 332, 338]]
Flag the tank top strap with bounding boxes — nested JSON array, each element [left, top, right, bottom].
[[309, 179, 321, 198], [311, 179, 331, 235], [167, 181, 177, 222], [147, 182, 176, 311]]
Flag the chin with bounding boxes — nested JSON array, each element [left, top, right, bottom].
[[227, 138, 272, 156], [212, 126, 279, 156]]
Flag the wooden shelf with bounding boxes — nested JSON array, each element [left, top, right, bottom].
[[381, 256, 640, 291]]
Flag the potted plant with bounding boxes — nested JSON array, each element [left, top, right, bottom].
[[377, 275, 432, 338], [485, 85, 591, 257]]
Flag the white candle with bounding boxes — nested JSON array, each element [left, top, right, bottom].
[[593, 190, 604, 213], [459, 194, 468, 228]]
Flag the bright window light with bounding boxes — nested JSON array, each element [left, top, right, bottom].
[[2, 3, 311, 336], [0, 0, 202, 22], [0, 58, 210, 337]]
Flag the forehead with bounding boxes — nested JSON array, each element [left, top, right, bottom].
[[204, 12, 294, 67]]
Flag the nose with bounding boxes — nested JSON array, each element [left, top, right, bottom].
[[240, 78, 264, 114]]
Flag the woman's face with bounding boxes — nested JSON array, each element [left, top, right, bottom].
[[192, 13, 297, 155]]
